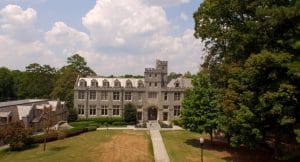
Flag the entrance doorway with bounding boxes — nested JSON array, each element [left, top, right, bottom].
[[148, 107, 157, 120], [163, 112, 168, 121]]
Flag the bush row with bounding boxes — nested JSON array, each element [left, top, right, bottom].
[[29, 126, 97, 144], [76, 117, 123, 124]]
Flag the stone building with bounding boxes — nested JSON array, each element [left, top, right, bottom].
[[73, 60, 192, 122], [0, 99, 68, 132]]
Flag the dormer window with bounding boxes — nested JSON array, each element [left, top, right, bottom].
[[126, 80, 132, 88], [79, 79, 87, 87], [175, 81, 180, 88], [138, 80, 144, 88], [91, 79, 98, 87], [114, 79, 121, 87], [103, 79, 109, 87]]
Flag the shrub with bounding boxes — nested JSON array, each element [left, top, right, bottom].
[[112, 122, 126, 126], [31, 131, 58, 144], [124, 103, 137, 124], [0, 122, 32, 151], [86, 126, 97, 131], [62, 127, 87, 138], [76, 117, 123, 125]]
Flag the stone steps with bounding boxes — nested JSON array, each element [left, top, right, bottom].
[[147, 120, 161, 130]]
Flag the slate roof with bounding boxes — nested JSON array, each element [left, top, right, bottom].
[[167, 77, 193, 88], [0, 99, 47, 108], [78, 77, 144, 87]]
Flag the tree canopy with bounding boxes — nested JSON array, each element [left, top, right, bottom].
[[189, 0, 300, 156]]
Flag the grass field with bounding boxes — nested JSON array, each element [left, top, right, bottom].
[[161, 130, 278, 162], [0, 130, 154, 162]]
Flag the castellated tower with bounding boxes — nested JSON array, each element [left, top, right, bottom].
[[144, 60, 168, 88]]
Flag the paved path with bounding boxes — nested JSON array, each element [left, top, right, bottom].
[[150, 130, 170, 162]]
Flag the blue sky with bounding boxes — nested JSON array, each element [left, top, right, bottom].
[[0, 0, 204, 75]]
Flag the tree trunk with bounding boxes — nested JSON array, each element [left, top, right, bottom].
[[43, 130, 47, 151], [209, 131, 213, 144]]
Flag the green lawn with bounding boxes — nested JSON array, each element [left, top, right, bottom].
[[161, 130, 278, 162], [161, 130, 225, 162], [0, 130, 153, 162]]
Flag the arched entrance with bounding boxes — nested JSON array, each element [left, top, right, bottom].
[[148, 107, 157, 120]]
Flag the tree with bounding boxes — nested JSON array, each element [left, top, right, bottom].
[[51, 66, 78, 122], [0, 67, 15, 101], [0, 122, 32, 151], [167, 72, 182, 81], [183, 71, 193, 78], [41, 106, 56, 151], [11, 63, 57, 99], [181, 73, 220, 143], [67, 54, 96, 77], [193, 0, 300, 155], [124, 103, 137, 124]]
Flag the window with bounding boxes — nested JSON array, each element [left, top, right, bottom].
[[174, 92, 180, 101], [154, 82, 157, 87], [164, 92, 168, 101], [148, 92, 157, 99], [149, 82, 152, 87], [101, 105, 108, 115], [103, 80, 110, 87], [101, 91, 108, 100], [89, 105, 96, 115], [126, 80, 132, 88], [89, 91, 96, 100], [137, 112, 142, 120], [113, 105, 120, 115], [79, 79, 87, 87], [113, 92, 120, 100], [78, 91, 85, 99], [114, 80, 121, 87], [175, 82, 180, 88], [91, 80, 98, 87], [149, 74, 152, 77], [138, 80, 144, 88], [78, 105, 84, 115], [125, 92, 131, 100], [163, 105, 168, 109], [155, 74, 157, 77], [174, 106, 181, 116], [138, 92, 142, 101]]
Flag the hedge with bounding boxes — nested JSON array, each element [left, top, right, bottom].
[[29, 126, 97, 144], [112, 121, 126, 126], [76, 117, 123, 125]]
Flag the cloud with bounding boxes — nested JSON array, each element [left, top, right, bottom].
[[45, 22, 91, 55], [0, 4, 37, 41], [82, 0, 169, 50], [0, 2, 205, 75], [143, 0, 190, 7], [180, 12, 188, 21], [0, 35, 60, 69]]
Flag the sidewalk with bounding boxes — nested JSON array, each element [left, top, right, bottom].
[[150, 130, 170, 162]]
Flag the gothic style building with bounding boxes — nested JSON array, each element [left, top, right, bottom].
[[73, 60, 192, 122]]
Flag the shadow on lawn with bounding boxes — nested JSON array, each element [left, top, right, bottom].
[[185, 138, 280, 162], [49, 146, 69, 152]]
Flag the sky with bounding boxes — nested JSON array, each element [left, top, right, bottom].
[[0, 0, 204, 75]]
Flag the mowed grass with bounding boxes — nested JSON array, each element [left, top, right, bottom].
[[161, 130, 225, 162], [0, 130, 154, 162], [161, 130, 278, 162]]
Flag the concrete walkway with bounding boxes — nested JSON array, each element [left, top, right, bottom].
[[150, 130, 170, 162]]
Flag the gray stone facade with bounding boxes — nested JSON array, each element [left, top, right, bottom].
[[73, 60, 192, 122]]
